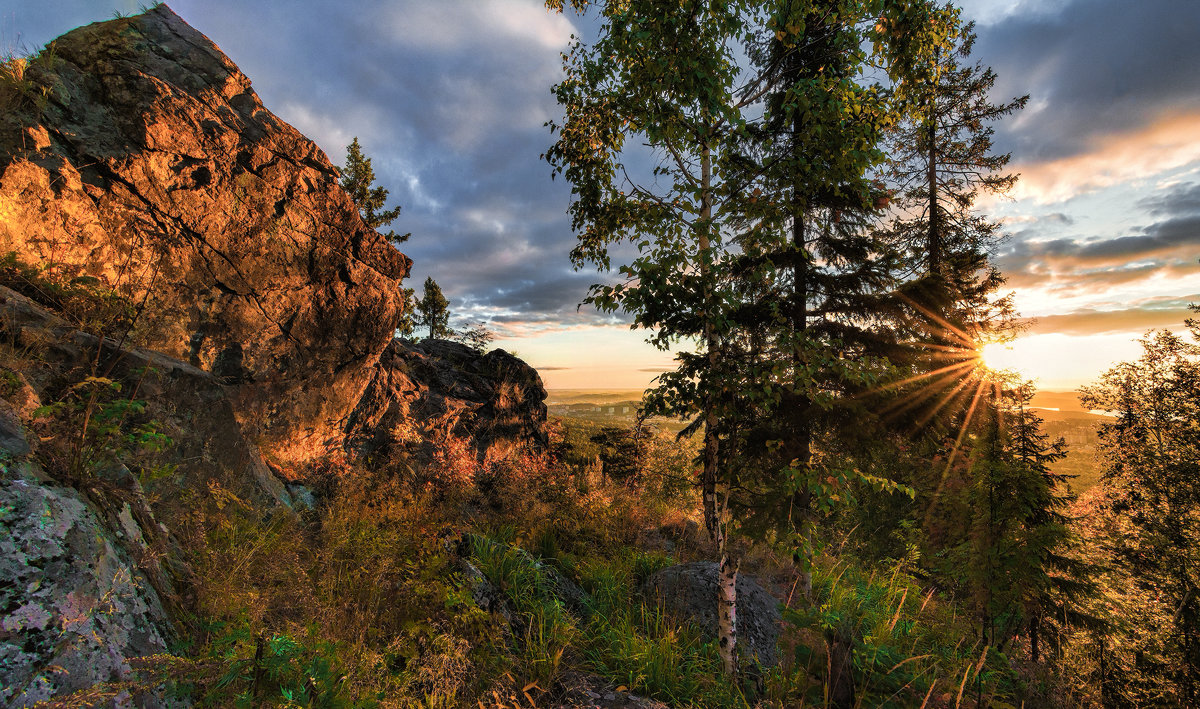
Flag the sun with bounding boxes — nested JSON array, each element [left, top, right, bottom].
[[978, 340, 1023, 376]]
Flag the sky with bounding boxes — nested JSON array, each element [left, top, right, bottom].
[[2, 0, 1197, 391]]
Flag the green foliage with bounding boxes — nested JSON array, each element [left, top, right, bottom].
[[447, 321, 495, 353], [30, 374, 171, 485], [395, 286, 416, 337], [469, 535, 577, 684], [1080, 320, 1200, 704], [178, 469, 504, 707], [200, 620, 363, 708], [471, 531, 752, 707], [0, 252, 136, 338], [416, 277, 451, 340], [777, 557, 1022, 707], [340, 137, 408, 243], [0, 43, 59, 116]]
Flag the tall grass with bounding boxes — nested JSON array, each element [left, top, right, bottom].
[[771, 556, 1022, 708]]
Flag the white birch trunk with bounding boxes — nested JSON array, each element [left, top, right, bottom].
[[717, 546, 739, 675]]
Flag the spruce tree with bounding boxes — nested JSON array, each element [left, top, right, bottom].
[[1081, 319, 1200, 704], [416, 277, 450, 340], [395, 286, 416, 337], [961, 382, 1092, 656], [341, 137, 409, 243]]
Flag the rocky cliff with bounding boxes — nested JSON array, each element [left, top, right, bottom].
[[0, 5, 411, 463], [0, 7, 549, 704]]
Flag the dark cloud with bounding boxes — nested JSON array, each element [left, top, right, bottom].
[[536, 366, 571, 371], [638, 367, 675, 373], [1021, 295, 1199, 335], [997, 213, 1200, 291], [974, 0, 1200, 163], [1137, 182, 1200, 217]]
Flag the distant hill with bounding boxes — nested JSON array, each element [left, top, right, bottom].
[[546, 389, 646, 405], [1028, 389, 1090, 413]]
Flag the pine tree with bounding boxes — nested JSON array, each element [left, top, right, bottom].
[[395, 286, 416, 337], [1080, 319, 1200, 704], [341, 137, 409, 243], [416, 277, 450, 340]]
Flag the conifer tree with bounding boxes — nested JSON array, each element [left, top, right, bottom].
[[883, 9, 1025, 330], [724, 0, 953, 614], [416, 277, 450, 340], [962, 382, 1092, 656], [395, 286, 416, 337], [341, 137, 409, 243], [1081, 319, 1200, 704]]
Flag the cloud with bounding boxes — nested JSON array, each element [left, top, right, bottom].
[[1138, 181, 1200, 217], [385, 0, 574, 52], [1009, 113, 1200, 204], [536, 366, 571, 371], [976, 0, 1200, 166], [1021, 295, 1199, 335], [996, 211, 1200, 293]]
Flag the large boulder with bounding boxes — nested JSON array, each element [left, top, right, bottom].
[[642, 562, 783, 668], [0, 5, 410, 464], [0, 287, 293, 513], [0, 406, 172, 708], [347, 338, 549, 462]]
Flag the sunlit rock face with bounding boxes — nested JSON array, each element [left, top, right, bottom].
[[347, 338, 550, 463], [0, 5, 411, 464]]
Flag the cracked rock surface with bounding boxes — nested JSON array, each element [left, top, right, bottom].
[[0, 5, 410, 465], [348, 338, 549, 462], [0, 466, 170, 707]]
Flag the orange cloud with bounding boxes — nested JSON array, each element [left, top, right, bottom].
[[1021, 296, 1198, 335], [1012, 111, 1200, 204]]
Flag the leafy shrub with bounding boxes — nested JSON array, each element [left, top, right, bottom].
[[30, 374, 171, 486]]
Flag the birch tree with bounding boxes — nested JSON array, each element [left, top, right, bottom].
[[545, 0, 759, 675]]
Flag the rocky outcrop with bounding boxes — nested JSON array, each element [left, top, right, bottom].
[[0, 5, 410, 464], [642, 562, 783, 668], [0, 287, 293, 513], [347, 338, 549, 462], [0, 285, 303, 706], [0, 462, 172, 708]]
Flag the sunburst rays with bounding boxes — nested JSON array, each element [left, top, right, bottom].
[[865, 294, 1015, 529]]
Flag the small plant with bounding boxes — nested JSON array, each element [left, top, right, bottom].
[[31, 375, 171, 486], [0, 43, 59, 115], [0, 252, 137, 338]]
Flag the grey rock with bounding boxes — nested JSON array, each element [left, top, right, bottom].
[[554, 672, 669, 709], [0, 398, 30, 458], [0, 470, 171, 707], [286, 483, 316, 510], [458, 558, 514, 628], [642, 561, 783, 668]]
